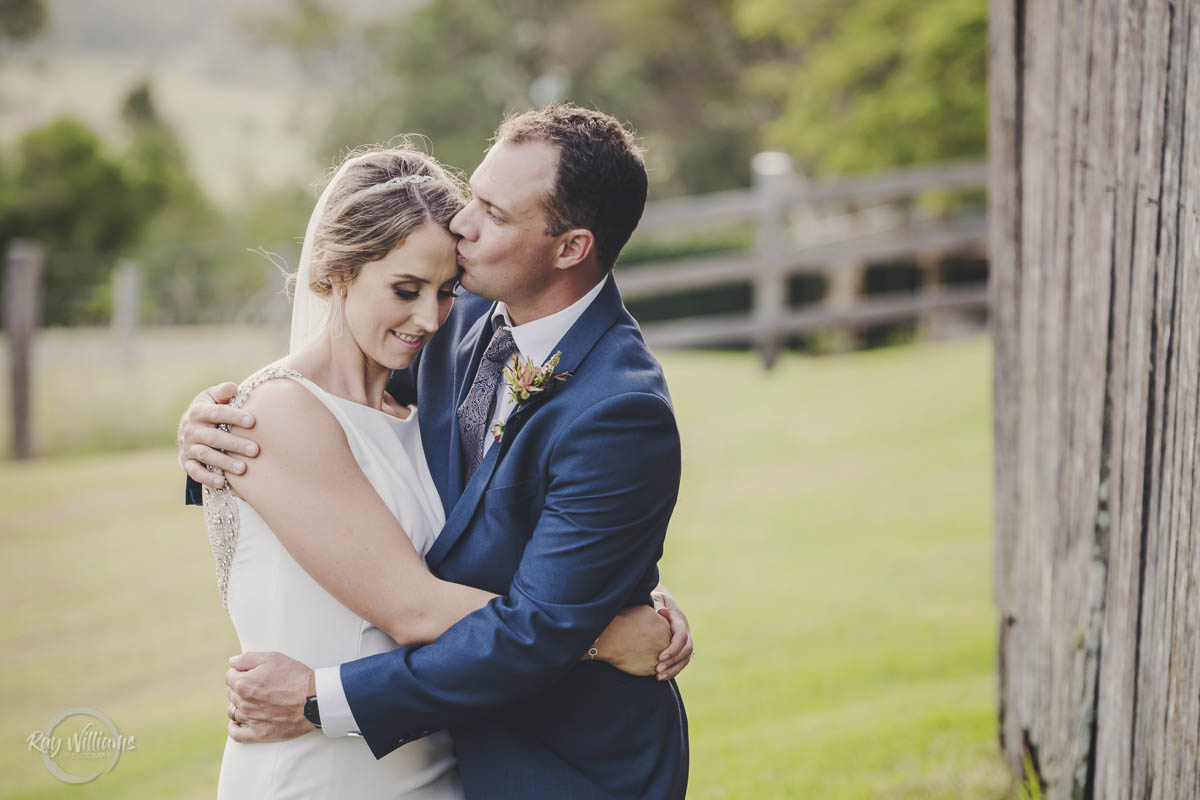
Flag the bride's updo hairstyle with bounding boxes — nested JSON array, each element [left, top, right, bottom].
[[306, 144, 467, 296]]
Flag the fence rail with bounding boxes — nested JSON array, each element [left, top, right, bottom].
[[622, 156, 990, 364], [637, 161, 989, 233], [4, 156, 990, 454], [640, 286, 991, 349]]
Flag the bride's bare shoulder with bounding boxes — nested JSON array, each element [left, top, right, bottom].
[[229, 373, 345, 455], [223, 374, 360, 507]]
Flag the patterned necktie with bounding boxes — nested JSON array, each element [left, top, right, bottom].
[[456, 322, 517, 480]]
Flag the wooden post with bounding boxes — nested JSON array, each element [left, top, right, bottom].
[[991, 1, 1200, 797], [112, 258, 140, 360], [5, 240, 44, 460], [751, 151, 794, 369], [915, 252, 947, 341], [817, 262, 865, 352]]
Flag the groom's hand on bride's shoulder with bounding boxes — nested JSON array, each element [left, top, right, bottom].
[[178, 382, 259, 488], [225, 651, 316, 743]]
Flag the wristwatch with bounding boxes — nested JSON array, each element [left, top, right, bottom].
[[303, 695, 322, 729]]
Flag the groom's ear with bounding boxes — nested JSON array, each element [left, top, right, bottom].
[[552, 228, 595, 272]]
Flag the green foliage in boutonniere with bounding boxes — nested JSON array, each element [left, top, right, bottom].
[[490, 351, 572, 444], [502, 350, 572, 407]]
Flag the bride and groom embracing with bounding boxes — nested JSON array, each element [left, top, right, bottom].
[[177, 104, 693, 799]]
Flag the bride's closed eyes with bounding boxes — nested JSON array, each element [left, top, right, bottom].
[[392, 279, 460, 301]]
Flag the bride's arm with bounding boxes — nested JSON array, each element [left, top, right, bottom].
[[222, 378, 691, 674], [225, 379, 495, 646]]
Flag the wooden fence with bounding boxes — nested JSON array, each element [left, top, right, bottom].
[[619, 155, 990, 365], [4, 240, 43, 460], [4, 157, 989, 457]]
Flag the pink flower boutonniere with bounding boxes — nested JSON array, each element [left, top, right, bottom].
[[490, 351, 572, 445], [503, 350, 572, 408]]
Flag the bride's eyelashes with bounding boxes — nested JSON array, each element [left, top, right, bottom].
[[392, 284, 460, 301]]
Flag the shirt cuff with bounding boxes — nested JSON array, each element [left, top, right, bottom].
[[313, 665, 360, 738]]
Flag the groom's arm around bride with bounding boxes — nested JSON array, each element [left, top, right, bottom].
[[197, 104, 690, 799]]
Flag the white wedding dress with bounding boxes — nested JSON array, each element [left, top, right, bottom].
[[203, 366, 463, 800]]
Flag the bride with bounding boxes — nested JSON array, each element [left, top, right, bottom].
[[199, 145, 688, 798]]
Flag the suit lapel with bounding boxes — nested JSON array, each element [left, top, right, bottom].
[[537, 275, 624, 379], [425, 428, 505, 569], [424, 278, 626, 571]]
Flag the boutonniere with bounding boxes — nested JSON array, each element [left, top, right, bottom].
[[490, 352, 572, 444], [503, 350, 572, 408]]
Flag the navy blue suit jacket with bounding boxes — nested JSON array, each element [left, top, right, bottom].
[[188, 278, 688, 798], [367, 278, 688, 799]]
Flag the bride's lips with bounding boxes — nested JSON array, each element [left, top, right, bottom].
[[390, 330, 425, 351]]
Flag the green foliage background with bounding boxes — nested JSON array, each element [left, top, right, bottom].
[[739, 0, 988, 174], [0, 0, 987, 326], [268, 0, 988, 193]]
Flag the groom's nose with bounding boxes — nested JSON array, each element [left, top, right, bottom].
[[449, 204, 473, 239]]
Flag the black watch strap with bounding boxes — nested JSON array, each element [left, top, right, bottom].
[[303, 694, 321, 729]]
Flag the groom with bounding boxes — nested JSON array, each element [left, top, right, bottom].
[[180, 105, 688, 798]]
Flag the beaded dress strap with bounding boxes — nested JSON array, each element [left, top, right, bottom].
[[228, 365, 305, 411], [201, 365, 303, 608]]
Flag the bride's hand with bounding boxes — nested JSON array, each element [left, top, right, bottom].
[[591, 587, 695, 680], [591, 605, 670, 677], [178, 382, 260, 488], [651, 586, 694, 680]]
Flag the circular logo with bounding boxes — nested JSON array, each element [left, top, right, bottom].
[[29, 708, 135, 784]]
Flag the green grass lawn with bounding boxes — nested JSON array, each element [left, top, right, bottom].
[[0, 333, 1015, 798]]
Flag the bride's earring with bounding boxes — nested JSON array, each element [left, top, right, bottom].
[[329, 289, 346, 339]]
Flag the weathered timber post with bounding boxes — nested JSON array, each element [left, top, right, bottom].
[[991, 1, 1200, 798], [751, 151, 794, 369], [819, 261, 865, 352], [5, 240, 44, 460], [915, 252, 948, 341], [112, 258, 140, 361]]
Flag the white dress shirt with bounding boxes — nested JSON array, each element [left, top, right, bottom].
[[314, 274, 610, 738]]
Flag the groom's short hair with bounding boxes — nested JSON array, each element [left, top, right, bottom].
[[495, 104, 647, 270]]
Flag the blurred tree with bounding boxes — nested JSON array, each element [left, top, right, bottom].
[[0, 0, 46, 44], [258, 0, 985, 193], [254, 0, 763, 197], [115, 80, 306, 325], [246, 0, 342, 53], [570, 0, 766, 194], [0, 118, 148, 323], [735, 0, 987, 175], [118, 79, 234, 325], [121, 79, 214, 224], [0, 82, 239, 326]]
